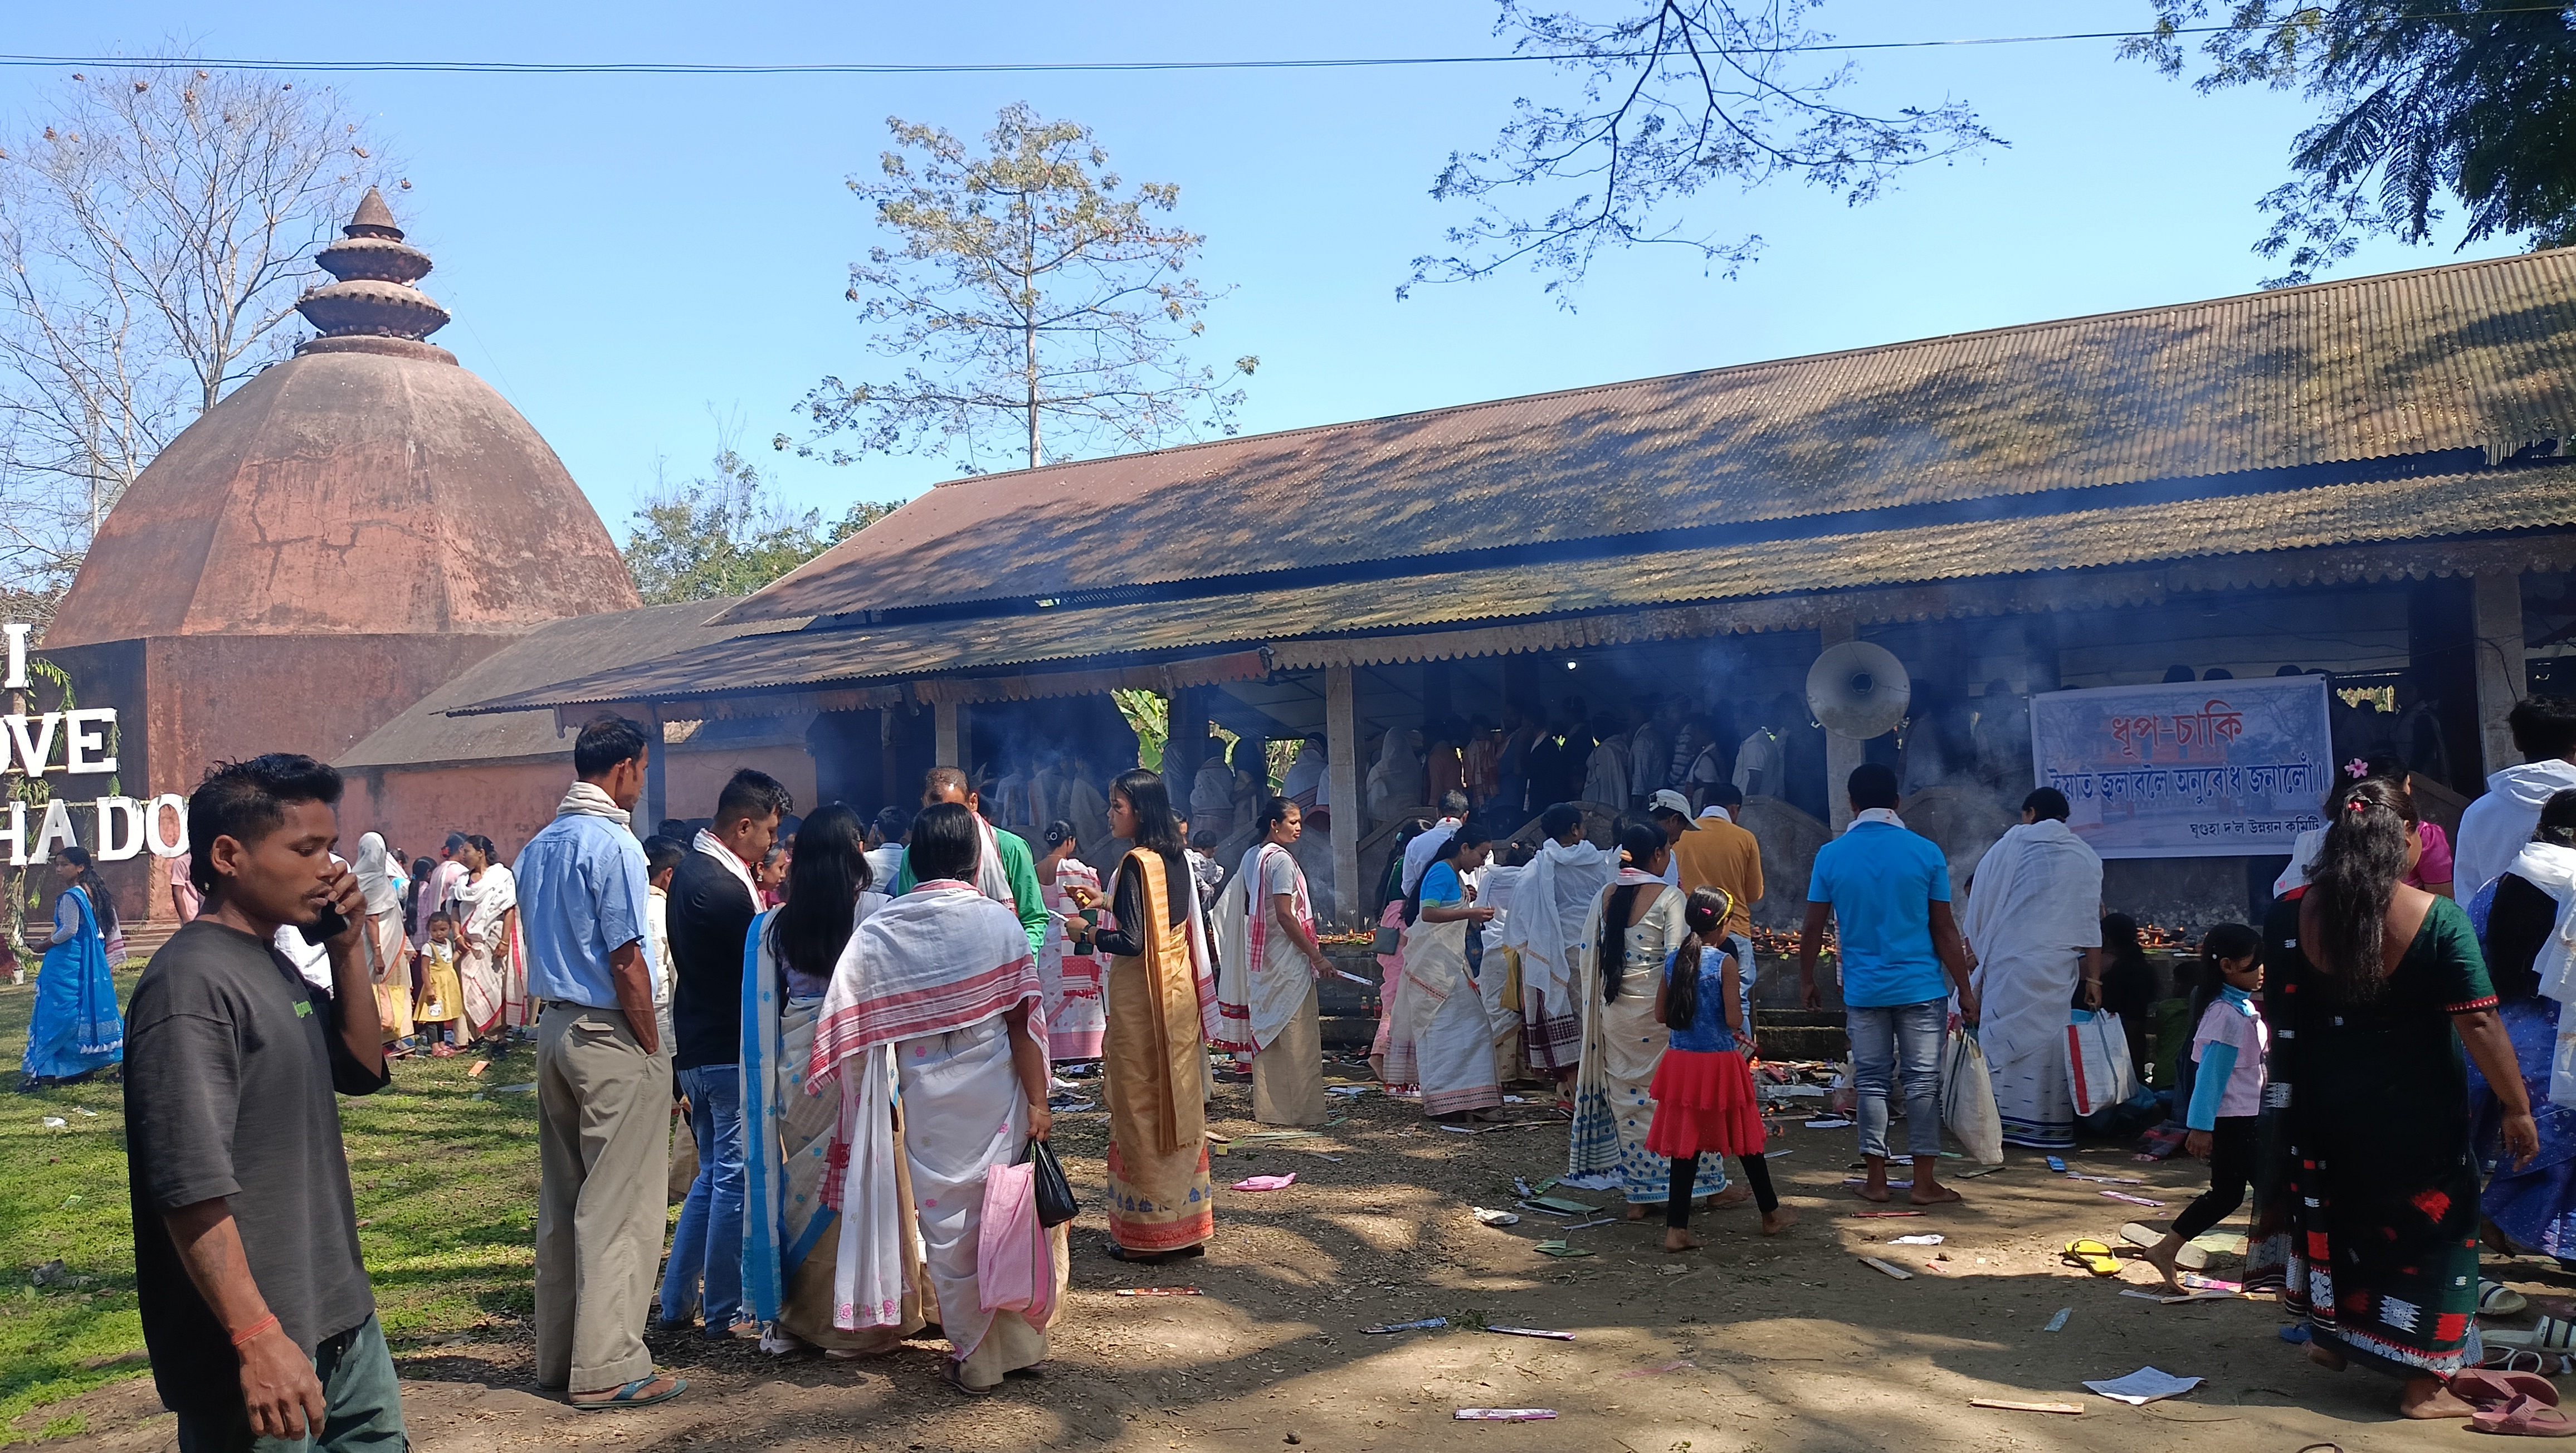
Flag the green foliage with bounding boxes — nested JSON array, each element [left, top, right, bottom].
[[0, 964, 563, 1445], [621, 443, 901, 606], [1111, 688, 1167, 771], [2126, 2, 2576, 285], [784, 102, 1255, 476]]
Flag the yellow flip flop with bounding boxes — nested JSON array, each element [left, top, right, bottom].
[[2061, 1239, 2121, 1276]]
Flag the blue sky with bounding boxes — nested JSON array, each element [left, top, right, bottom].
[[1, 2, 2526, 534]]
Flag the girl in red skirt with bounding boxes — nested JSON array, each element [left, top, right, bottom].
[[1650, 886, 1796, 1250]]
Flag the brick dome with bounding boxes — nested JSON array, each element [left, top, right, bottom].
[[49, 191, 638, 645]]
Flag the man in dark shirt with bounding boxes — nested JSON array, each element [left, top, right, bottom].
[[659, 768, 790, 1338], [124, 754, 394, 1451]]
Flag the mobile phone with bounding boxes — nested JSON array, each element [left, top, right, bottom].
[[300, 902, 349, 945]]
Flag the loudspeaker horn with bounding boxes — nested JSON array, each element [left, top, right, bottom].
[[1805, 641, 1912, 740]]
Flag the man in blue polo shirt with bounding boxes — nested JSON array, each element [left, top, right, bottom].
[[515, 716, 685, 1411], [1798, 763, 1980, 1207]]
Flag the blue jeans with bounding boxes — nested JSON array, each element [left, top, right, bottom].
[[1847, 999, 1946, 1162], [660, 1063, 745, 1333]]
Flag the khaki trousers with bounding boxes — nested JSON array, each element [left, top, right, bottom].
[[535, 1002, 671, 1392]]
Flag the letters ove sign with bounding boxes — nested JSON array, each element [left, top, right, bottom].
[[1, 624, 183, 867]]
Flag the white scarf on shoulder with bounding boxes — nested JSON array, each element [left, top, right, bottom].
[[693, 828, 760, 903], [557, 781, 632, 828]]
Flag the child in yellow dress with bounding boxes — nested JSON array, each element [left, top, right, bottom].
[[414, 910, 465, 1059]]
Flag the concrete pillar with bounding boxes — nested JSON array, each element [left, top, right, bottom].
[[934, 701, 963, 768], [2475, 571, 2529, 778], [1820, 616, 1861, 832], [1326, 665, 1362, 922]]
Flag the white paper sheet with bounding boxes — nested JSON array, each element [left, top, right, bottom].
[[2080, 1367, 2204, 1405]]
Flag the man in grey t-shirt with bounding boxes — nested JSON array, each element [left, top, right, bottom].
[[124, 754, 396, 1450]]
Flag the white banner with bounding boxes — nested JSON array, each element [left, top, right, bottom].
[[2030, 675, 2333, 859]]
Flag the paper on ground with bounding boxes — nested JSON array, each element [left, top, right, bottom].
[[2080, 1367, 2203, 1405]]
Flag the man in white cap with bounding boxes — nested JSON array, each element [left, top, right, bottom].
[[1646, 789, 1695, 888]]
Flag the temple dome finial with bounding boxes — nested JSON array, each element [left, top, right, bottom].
[[295, 188, 450, 344]]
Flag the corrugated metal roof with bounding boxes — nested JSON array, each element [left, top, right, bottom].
[[718, 250, 2576, 626], [458, 462, 2576, 717], [340, 598, 749, 768]]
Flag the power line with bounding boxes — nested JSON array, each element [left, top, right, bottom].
[[0, 9, 2568, 77]]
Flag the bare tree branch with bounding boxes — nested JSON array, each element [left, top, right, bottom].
[[1411, 0, 2002, 304], [0, 60, 393, 597]]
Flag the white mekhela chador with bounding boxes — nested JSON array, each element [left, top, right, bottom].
[[1568, 870, 1697, 1203], [808, 880, 1061, 1391], [1380, 859, 1501, 1117], [1959, 818, 2104, 1149], [1503, 838, 1616, 1075], [1213, 840, 1326, 1125]]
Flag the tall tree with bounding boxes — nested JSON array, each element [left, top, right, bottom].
[[0, 64, 394, 597], [783, 102, 1257, 476], [1414, 1, 2001, 301], [2126, 3, 2576, 286], [623, 436, 902, 605]]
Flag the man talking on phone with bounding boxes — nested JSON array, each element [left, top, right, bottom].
[[124, 754, 402, 1451]]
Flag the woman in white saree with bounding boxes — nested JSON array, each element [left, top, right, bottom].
[[1382, 818, 1503, 1122], [1570, 822, 1719, 1216], [1214, 797, 1331, 1126], [453, 833, 523, 1041], [809, 803, 1062, 1394]]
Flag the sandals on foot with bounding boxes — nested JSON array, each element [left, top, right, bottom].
[[570, 1374, 686, 1411], [942, 1360, 994, 1397]]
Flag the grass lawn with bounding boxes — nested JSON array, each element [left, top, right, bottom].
[[0, 957, 554, 1445]]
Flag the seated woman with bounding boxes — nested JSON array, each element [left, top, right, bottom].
[[809, 803, 1058, 1394]]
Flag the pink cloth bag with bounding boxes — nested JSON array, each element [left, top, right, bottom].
[[977, 1158, 1056, 1325]]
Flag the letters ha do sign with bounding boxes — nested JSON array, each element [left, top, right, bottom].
[[0, 623, 182, 866]]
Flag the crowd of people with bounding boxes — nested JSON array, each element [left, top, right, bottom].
[[32, 685, 2576, 1442]]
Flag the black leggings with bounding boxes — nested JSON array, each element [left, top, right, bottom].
[[2172, 1115, 2257, 1241], [1668, 1153, 1777, 1228]]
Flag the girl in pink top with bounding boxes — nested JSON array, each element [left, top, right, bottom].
[[2142, 923, 2266, 1290]]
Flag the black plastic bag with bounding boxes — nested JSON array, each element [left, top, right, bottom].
[[1023, 1137, 1077, 1227]]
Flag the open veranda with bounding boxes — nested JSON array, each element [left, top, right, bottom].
[[0, 956, 2535, 1453]]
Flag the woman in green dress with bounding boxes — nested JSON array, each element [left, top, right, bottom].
[[2282, 776, 2537, 1420]]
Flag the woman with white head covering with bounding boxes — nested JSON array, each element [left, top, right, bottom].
[[354, 832, 415, 1051]]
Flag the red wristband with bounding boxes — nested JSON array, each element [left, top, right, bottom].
[[230, 1313, 279, 1348]]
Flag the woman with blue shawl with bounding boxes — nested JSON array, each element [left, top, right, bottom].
[[739, 804, 929, 1357], [19, 846, 122, 1091]]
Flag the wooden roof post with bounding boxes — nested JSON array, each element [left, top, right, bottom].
[[644, 707, 666, 830], [2475, 570, 2528, 776], [934, 700, 963, 769], [1819, 615, 1861, 833], [1326, 664, 1362, 923]]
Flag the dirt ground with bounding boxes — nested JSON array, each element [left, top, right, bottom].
[[23, 1063, 2539, 1453]]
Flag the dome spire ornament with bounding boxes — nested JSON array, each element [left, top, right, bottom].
[[294, 187, 452, 348]]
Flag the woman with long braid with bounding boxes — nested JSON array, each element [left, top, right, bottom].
[[2277, 776, 2534, 1421]]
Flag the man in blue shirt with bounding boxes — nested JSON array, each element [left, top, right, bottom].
[[515, 716, 686, 1411], [1798, 763, 1981, 1207]]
